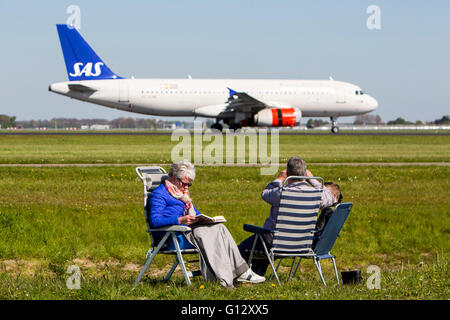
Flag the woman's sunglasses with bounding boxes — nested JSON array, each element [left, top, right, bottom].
[[177, 177, 192, 187]]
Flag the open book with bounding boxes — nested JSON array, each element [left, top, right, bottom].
[[195, 214, 226, 225]]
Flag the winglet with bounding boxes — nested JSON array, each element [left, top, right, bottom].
[[227, 87, 238, 97]]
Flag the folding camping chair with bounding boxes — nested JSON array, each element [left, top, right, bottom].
[[273, 202, 353, 286], [134, 166, 199, 286], [244, 176, 352, 285]]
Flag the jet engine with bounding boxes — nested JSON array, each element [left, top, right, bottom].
[[254, 108, 302, 127]]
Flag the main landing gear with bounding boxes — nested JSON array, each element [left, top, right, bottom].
[[210, 122, 242, 131], [228, 123, 242, 131], [330, 117, 339, 134], [211, 122, 223, 131]]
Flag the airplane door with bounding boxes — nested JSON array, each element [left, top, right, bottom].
[[119, 80, 129, 102]]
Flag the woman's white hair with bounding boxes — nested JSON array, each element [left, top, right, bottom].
[[169, 160, 196, 181]]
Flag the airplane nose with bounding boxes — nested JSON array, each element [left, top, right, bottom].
[[367, 95, 378, 111]]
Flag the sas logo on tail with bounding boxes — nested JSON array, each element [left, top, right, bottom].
[[70, 62, 104, 77]]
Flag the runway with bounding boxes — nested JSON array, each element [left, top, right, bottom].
[[1, 131, 449, 136]]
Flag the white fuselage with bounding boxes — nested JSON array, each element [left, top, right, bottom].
[[49, 78, 378, 119]]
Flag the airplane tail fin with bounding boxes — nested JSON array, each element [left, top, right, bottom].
[[56, 24, 122, 81]]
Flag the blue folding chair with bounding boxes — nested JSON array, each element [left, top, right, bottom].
[[134, 166, 199, 286], [280, 202, 353, 286]]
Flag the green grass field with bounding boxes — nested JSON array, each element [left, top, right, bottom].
[[0, 134, 449, 164], [0, 134, 449, 300]]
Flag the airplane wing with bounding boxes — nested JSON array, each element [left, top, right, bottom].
[[194, 88, 268, 118], [193, 87, 300, 129], [225, 88, 267, 113], [194, 87, 293, 120]]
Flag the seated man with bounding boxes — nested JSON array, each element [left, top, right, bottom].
[[312, 182, 342, 248], [149, 160, 265, 287], [238, 156, 335, 276]]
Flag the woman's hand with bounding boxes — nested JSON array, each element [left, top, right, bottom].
[[178, 214, 198, 225]]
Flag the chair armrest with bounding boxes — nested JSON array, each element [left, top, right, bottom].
[[148, 225, 192, 233], [243, 224, 272, 234]]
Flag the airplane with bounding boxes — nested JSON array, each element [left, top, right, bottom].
[[49, 24, 378, 133]]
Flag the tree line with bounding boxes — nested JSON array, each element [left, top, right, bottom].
[[306, 114, 449, 128], [1, 114, 449, 129], [0, 116, 190, 129]]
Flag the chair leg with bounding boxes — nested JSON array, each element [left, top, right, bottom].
[[247, 234, 259, 267], [331, 257, 340, 284], [288, 257, 298, 280], [314, 258, 327, 286], [291, 257, 302, 279], [134, 252, 153, 286], [172, 233, 192, 286], [134, 232, 171, 286], [269, 259, 283, 281], [165, 259, 179, 282], [275, 259, 282, 273], [260, 239, 280, 285]]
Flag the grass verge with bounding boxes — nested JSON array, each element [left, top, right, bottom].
[[0, 165, 448, 299]]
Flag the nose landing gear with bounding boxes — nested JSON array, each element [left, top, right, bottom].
[[330, 117, 339, 134]]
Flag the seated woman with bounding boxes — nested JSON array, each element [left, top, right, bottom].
[[149, 160, 265, 287]]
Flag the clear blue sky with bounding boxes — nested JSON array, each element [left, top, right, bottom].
[[1, 0, 449, 123]]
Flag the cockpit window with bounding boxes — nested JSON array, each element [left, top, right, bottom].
[[356, 90, 364, 95], [360, 91, 364, 95]]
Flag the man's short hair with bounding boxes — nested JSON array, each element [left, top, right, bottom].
[[286, 157, 306, 177]]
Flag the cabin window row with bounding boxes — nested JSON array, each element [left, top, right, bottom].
[[140, 90, 332, 95]]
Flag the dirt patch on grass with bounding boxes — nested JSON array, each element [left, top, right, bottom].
[[122, 263, 141, 272], [0, 258, 182, 278], [0, 259, 41, 276]]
